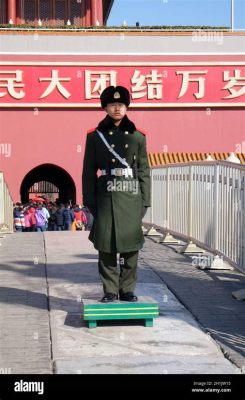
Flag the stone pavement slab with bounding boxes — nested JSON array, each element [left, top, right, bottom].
[[43, 231, 240, 374], [0, 231, 243, 375], [0, 233, 52, 374], [55, 354, 237, 374], [142, 236, 245, 371]]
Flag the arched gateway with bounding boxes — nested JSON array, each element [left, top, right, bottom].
[[20, 164, 76, 204]]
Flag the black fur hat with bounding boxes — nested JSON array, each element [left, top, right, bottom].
[[100, 86, 130, 108]]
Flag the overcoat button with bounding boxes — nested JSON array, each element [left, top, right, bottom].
[[125, 144, 128, 148], [112, 159, 116, 163], [109, 131, 113, 135], [125, 131, 129, 134], [111, 144, 115, 148]]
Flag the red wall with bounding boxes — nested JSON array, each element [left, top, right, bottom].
[[0, 107, 244, 203]]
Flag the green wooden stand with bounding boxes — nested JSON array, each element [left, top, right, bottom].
[[82, 296, 159, 328]]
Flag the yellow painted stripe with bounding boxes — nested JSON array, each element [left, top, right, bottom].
[[84, 312, 159, 317], [148, 152, 245, 166], [85, 307, 158, 311]]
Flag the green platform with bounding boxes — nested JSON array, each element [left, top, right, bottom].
[[82, 296, 159, 328]]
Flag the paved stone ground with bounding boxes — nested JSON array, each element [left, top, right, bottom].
[[0, 231, 244, 374], [0, 233, 51, 374], [142, 236, 245, 371]]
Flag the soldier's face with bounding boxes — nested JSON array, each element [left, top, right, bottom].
[[105, 102, 127, 122]]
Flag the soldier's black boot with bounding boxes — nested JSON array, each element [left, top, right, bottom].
[[100, 293, 118, 302], [119, 292, 138, 302]]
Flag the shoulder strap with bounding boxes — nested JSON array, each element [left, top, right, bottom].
[[96, 130, 130, 168], [87, 128, 96, 134], [136, 128, 146, 136]]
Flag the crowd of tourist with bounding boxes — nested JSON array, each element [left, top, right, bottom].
[[13, 202, 93, 232]]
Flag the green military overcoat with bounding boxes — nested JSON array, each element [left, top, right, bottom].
[[82, 115, 151, 254]]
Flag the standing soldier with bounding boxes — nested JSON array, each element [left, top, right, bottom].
[[82, 86, 150, 303]]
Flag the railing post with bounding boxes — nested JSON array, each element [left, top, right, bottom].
[[177, 164, 205, 254], [242, 172, 245, 270], [158, 167, 180, 244], [150, 169, 153, 224], [213, 164, 220, 250], [0, 172, 13, 233], [0, 172, 4, 225], [146, 168, 163, 237], [188, 164, 193, 237], [165, 167, 169, 229]]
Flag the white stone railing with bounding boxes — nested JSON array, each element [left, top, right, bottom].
[[144, 161, 245, 272], [0, 171, 13, 233]]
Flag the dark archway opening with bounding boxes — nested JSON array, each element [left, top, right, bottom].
[[20, 164, 76, 204]]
